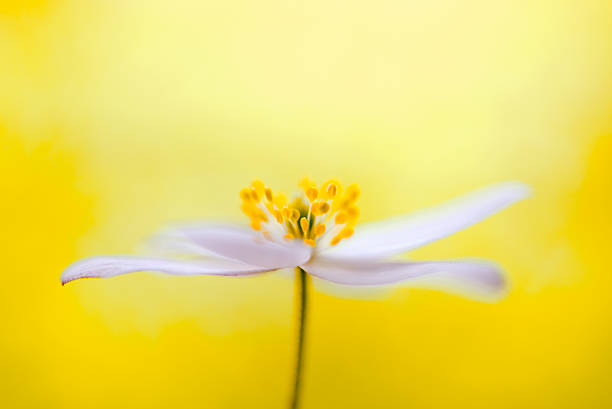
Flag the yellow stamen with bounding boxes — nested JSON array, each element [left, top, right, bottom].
[[264, 187, 273, 202], [340, 226, 354, 238], [310, 202, 320, 216], [265, 201, 275, 213], [326, 183, 337, 198], [345, 184, 360, 202], [318, 202, 330, 214], [241, 203, 256, 217], [252, 180, 265, 197], [306, 187, 318, 202], [347, 205, 360, 221], [241, 178, 361, 248], [240, 188, 252, 202], [256, 209, 268, 223], [250, 219, 262, 230], [299, 177, 316, 190], [312, 201, 331, 216], [335, 212, 348, 224], [274, 193, 287, 208], [320, 179, 342, 199], [299, 217, 309, 235], [250, 187, 261, 203], [282, 208, 291, 219], [273, 210, 283, 223], [314, 224, 326, 237], [290, 209, 300, 222]]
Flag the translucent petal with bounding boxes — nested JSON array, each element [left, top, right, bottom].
[[61, 255, 272, 285], [302, 256, 507, 300], [151, 223, 312, 268], [322, 181, 530, 259]]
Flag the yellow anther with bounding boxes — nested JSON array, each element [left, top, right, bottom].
[[264, 187, 273, 202], [250, 187, 261, 203], [241, 203, 255, 216], [318, 202, 330, 214], [335, 212, 348, 224], [299, 217, 309, 234], [347, 205, 360, 221], [250, 219, 262, 231], [256, 209, 268, 223], [314, 224, 326, 237], [290, 209, 300, 221], [326, 183, 337, 198], [282, 208, 291, 219], [330, 236, 341, 246], [240, 188, 252, 202], [340, 226, 354, 238], [312, 202, 330, 216], [304, 239, 316, 247], [320, 179, 342, 199], [283, 233, 295, 241], [310, 202, 320, 215], [274, 210, 283, 224], [299, 177, 316, 190], [345, 184, 360, 202], [306, 187, 318, 202], [273, 193, 287, 208], [251, 180, 265, 196], [335, 198, 350, 210]]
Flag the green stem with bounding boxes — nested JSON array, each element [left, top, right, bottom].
[[289, 267, 309, 409]]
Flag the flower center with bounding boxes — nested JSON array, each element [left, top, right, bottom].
[[240, 178, 360, 248]]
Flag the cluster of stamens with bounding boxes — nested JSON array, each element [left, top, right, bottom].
[[240, 178, 360, 248]]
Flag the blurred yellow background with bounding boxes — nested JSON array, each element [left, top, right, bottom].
[[1, 0, 611, 408]]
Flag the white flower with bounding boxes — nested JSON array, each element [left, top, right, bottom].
[[61, 179, 530, 300]]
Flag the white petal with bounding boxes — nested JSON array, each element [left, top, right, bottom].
[[310, 277, 394, 300], [321, 181, 530, 259], [301, 257, 507, 300], [150, 223, 312, 269], [61, 255, 272, 285]]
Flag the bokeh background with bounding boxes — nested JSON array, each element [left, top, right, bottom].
[[1, 0, 611, 408]]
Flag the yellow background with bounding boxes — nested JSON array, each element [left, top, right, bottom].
[[1, 0, 611, 408]]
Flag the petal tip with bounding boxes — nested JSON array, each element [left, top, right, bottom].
[[60, 269, 75, 286], [497, 180, 533, 201], [59, 268, 86, 286], [60, 274, 93, 286]]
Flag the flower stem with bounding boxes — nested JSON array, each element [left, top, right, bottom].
[[289, 267, 309, 409]]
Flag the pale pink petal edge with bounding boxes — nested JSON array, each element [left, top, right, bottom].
[[61, 255, 273, 285]]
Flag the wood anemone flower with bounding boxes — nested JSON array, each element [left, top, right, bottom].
[[60, 179, 530, 409], [61, 179, 529, 297]]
